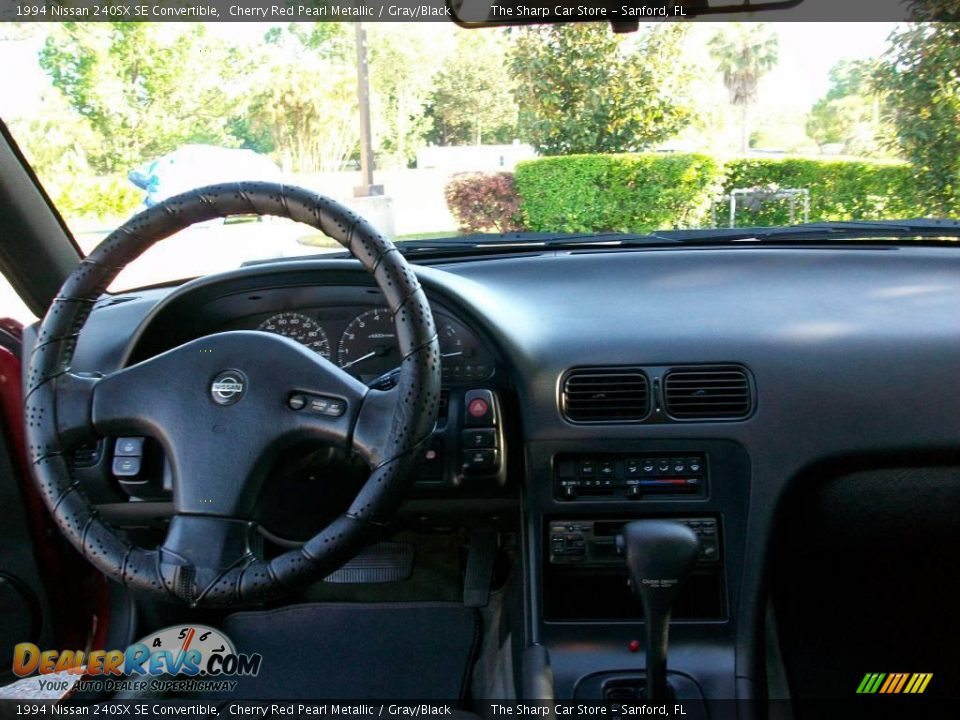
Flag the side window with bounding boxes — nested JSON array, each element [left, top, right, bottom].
[[0, 273, 37, 327]]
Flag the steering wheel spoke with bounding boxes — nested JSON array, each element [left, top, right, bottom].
[[23, 371, 100, 469], [90, 331, 370, 517], [157, 514, 260, 606]]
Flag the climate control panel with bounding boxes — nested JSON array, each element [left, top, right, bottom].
[[554, 452, 707, 501]]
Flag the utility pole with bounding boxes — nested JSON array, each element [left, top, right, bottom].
[[354, 22, 381, 197]]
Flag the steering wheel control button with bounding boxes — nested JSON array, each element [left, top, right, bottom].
[[462, 429, 496, 449], [114, 437, 144, 457], [210, 370, 247, 406], [308, 395, 346, 417], [285, 392, 345, 416], [464, 389, 496, 427], [112, 455, 142, 478]]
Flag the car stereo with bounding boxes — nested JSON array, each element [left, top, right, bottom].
[[548, 517, 720, 567]]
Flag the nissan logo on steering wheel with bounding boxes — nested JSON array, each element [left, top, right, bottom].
[[210, 370, 247, 406]]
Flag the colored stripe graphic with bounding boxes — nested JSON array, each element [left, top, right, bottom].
[[857, 672, 932, 694], [857, 673, 885, 693], [905, 673, 933, 693], [892, 673, 909, 693], [879, 674, 896, 693]]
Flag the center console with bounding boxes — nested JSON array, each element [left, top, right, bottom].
[[524, 438, 752, 701]]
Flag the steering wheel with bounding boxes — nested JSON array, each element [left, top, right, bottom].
[[24, 182, 441, 607]]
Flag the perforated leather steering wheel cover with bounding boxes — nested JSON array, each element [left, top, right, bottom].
[[24, 182, 441, 606]]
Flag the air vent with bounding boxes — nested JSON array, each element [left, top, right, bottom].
[[562, 367, 650, 423], [663, 366, 752, 420]]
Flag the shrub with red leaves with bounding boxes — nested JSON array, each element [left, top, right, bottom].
[[444, 172, 525, 234]]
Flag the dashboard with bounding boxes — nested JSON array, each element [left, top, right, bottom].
[[34, 243, 960, 701]]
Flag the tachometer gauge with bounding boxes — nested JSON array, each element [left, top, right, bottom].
[[257, 312, 331, 359], [337, 307, 400, 377]]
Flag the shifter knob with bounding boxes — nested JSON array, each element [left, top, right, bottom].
[[617, 520, 701, 701]]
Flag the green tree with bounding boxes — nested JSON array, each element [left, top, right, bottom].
[[875, 16, 960, 215], [243, 25, 357, 173], [508, 23, 695, 156], [367, 25, 443, 168], [39, 23, 247, 173], [806, 59, 893, 157], [708, 23, 779, 153], [424, 31, 518, 146], [8, 88, 141, 220]]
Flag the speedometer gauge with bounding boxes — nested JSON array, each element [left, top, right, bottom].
[[257, 312, 331, 359]]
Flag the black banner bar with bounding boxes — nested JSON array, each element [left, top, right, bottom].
[[0, 0, 956, 23], [0, 698, 953, 720]]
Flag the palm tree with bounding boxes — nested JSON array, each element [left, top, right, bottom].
[[708, 23, 779, 153]]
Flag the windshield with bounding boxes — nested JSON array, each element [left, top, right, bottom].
[[1, 17, 957, 290]]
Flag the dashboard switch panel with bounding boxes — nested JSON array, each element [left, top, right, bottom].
[[555, 452, 707, 501], [461, 390, 501, 474]]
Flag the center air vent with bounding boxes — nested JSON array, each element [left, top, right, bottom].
[[562, 367, 650, 423], [663, 366, 752, 420]]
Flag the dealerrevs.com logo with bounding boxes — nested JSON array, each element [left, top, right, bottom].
[[12, 625, 261, 694]]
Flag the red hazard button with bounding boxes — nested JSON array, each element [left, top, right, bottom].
[[463, 390, 496, 427], [468, 398, 489, 417]]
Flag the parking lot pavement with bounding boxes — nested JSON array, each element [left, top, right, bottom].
[[73, 219, 334, 292]]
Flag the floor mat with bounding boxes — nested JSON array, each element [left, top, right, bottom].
[[222, 602, 480, 699]]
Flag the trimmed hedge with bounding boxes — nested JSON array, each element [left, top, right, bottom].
[[514, 153, 724, 233], [443, 154, 930, 235], [721, 157, 922, 226]]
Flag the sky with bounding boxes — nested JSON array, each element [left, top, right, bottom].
[[0, 21, 899, 122]]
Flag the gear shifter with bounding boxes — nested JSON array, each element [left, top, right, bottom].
[[617, 520, 701, 700]]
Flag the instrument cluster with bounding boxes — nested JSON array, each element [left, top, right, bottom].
[[223, 305, 495, 385]]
